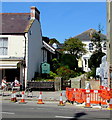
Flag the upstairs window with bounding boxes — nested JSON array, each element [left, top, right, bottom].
[[103, 42, 106, 50], [0, 38, 8, 55], [89, 43, 94, 51]]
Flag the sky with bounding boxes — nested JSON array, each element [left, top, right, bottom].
[[1, 2, 106, 43]]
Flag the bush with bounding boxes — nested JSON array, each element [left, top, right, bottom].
[[49, 71, 57, 79], [56, 66, 75, 80]]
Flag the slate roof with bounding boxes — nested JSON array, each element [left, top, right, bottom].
[[0, 13, 31, 34], [73, 29, 106, 41]]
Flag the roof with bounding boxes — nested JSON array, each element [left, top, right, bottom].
[[0, 13, 32, 34], [42, 41, 56, 54], [73, 29, 106, 41]]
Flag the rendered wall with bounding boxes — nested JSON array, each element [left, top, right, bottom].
[[27, 19, 43, 81], [0, 35, 24, 58]]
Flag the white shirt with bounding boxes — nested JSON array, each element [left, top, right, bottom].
[[1, 79, 7, 87], [14, 79, 19, 86]]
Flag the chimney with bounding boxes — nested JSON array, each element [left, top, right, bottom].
[[30, 6, 40, 21]]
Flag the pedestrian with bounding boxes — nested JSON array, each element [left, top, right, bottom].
[[14, 77, 20, 87], [1, 76, 7, 89]]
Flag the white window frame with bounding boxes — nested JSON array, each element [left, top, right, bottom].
[[0, 37, 8, 56]]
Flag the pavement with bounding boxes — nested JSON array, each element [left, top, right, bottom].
[[0, 90, 67, 102], [0, 90, 110, 110]]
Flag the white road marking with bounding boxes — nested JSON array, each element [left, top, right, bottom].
[[36, 108, 45, 110], [27, 108, 34, 110], [55, 115, 74, 118], [1, 112, 15, 115]]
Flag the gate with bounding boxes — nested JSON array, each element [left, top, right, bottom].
[[61, 79, 71, 90]]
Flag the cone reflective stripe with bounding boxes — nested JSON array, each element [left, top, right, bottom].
[[109, 98, 112, 109], [85, 90, 92, 108], [58, 93, 65, 106], [108, 89, 112, 110], [11, 91, 14, 102], [37, 92, 44, 104], [19, 91, 26, 104], [13, 91, 17, 102]]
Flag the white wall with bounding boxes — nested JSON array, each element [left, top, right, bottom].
[[81, 40, 107, 72], [0, 35, 24, 58], [27, 19, 43, 81]]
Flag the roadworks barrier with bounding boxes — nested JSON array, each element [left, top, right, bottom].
[[66, 86, 111, 109]]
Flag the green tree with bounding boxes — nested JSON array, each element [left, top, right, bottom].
[[42, 36, 50, 43], [50, 58, 60, 72], [60, 54, 78, 70], [88, 26, 106, 77], [88, 51, 106, 69], [90, 25, 106, 52], [63, 38, 86, 59], [49, 38, 60, 45]]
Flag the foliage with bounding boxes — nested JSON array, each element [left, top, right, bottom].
[[50, 58, 61, 72], [42, 36, 50, 43], [49, 38, 60, 45], [56, 66, 76, 80], [88, 51, 105, 78], [35, 78, 54, 82], [63, 38, 87, 58], [90, 25, 106, 52], [60, 54, 78, 70], [88, 51, 106, 69], [49, 71, 57, 79], [88, 25, 107, 78]]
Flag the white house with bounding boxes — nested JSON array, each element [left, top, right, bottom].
[[73, 29, 107, 72], [0, 6, 43, 88]]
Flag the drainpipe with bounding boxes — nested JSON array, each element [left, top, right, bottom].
[[22, 33, 27, 91]]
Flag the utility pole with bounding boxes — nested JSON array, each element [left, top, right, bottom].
[[107, 0, 112, 89]]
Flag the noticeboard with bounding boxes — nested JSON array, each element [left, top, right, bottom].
[[41, 62, 50, 74]]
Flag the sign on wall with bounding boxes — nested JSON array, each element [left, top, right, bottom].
[[41, 62, 50, 74]]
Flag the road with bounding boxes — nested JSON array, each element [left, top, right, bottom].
[[1, 100, 111, 120]]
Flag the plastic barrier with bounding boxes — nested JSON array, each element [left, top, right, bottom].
[[66, 87, 111, 107], [66, 88, 74, 102], [74, 88, 84, 103]]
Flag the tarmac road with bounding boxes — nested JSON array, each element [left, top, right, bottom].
[[1, 100, 111, 120]]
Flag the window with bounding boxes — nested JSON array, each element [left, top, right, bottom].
[[89, 43, 94, 51], [103, 42, 106, 50], [0, 38, 8, 55]]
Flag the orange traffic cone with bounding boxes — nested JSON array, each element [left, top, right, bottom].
[[19, 91, 26, 104], [37, 92, 44, 104], [12, 91, 17, 102], [84, 93, 92, 108], [108, 89, 112, 110], [108, 98, 112, 110], [58, 93, 65, 106]]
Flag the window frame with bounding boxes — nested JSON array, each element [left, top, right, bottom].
[[0, 37, 8, 56], [89, 43, 94, 51]]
